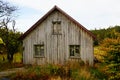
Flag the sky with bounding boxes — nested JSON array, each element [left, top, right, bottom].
[[5, 0, 120, 32]]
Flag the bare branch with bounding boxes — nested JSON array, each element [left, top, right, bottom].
[[0, 0, 17, 31], [12, 20, 16, 32], [0, 0, 17, 18]]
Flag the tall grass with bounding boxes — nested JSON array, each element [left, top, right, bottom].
[[13, 53, 22, 63], [0, 53, 22, 63], [0, 53, 23, 71], [9, 60, 106, 80]]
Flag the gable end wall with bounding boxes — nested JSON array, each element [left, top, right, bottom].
[[22, 10, 94, 66]]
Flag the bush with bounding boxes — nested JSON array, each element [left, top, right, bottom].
[[100, 38, 120, 80], [89, 67, 107, 79]]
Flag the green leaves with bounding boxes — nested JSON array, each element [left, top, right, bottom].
[[0, 28, 22, 61], [91, 26, 120, 45], [100, 38, 120, 80]]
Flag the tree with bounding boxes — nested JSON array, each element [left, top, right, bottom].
[[0, 37, 6, 61], [0, 0, 17, 18], [0, 0, 19, 62], [0, 28, 22, 62], [91, 26, 120, 45], [0, 37, 5, 54], [0, 37, 4, 44], [100, 38, 120, 80], [6, 30, 22, 62]]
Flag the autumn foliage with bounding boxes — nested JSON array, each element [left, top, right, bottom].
[[100, 38, 120, 80]]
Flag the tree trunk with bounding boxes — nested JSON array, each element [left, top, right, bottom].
[[7, 53, 13, 63]]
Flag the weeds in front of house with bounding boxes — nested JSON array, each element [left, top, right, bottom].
[[9, 60, 106, 80], [10, 64, 71, 80]]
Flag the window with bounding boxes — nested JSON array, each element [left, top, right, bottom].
[[52, 21, 61, 34], [34, 45, 44, 57], [69, 45, 80, 58]]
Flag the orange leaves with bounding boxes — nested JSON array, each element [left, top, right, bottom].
[[100, 38, 120, 53]]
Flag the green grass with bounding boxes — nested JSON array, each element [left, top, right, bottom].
[[0, 54, 7, 61], [0, 53, 22, 63], [13, 53, 22, 63], [0, 53, 23, 71]]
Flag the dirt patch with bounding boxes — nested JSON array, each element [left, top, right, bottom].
[[0, 67, 25, 78]]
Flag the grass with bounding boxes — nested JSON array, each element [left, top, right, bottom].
[[0, 53, 22, 63], [13, 53, 22, 63], [0, 61, 24, 71], [0, 54, 7, 61], [0, 53, 23, 71], [8, 61, 106, 80]]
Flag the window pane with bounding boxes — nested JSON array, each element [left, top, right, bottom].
[[76, 48, 79, 54], [53, 24, 58, 34], [52, 21, 61, 34], [70, 45, 74, 56], [34, 45, 44, 57], [70, 48, 74, 56], [40, 48, 44, 56], [76, 45, 80, 54], [69, 45, 80, 57], [57, 24, 61, 34], [35, 46, 39, 55]]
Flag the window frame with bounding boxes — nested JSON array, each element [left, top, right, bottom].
[[69, 45, 80, 58], [52, 21, 62, 35], [34, 44, 45, 58]]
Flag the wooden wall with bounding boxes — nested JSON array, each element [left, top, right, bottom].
[[23, 10, 94, 66]]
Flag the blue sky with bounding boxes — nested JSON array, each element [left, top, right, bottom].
[[5, 0, 120, 32]]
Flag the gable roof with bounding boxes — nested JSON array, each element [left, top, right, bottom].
[[19, 6, 96, 40]]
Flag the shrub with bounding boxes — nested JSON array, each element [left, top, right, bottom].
[[89, 67, 107, 79]]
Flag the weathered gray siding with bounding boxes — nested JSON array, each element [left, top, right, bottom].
[[23, 10, 94, 66]]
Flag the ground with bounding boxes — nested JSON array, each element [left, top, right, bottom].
[[0, 67, 25, 78]]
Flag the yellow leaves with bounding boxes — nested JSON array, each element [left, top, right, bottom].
[[94, 46, 106, 62], [0, 37, 4, 45], [100, 38, 120, 53]]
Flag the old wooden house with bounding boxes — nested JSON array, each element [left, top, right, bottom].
[[20, 6, 96, 66]]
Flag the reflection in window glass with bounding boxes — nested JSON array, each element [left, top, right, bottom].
[[69, 45, 80, 57]]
